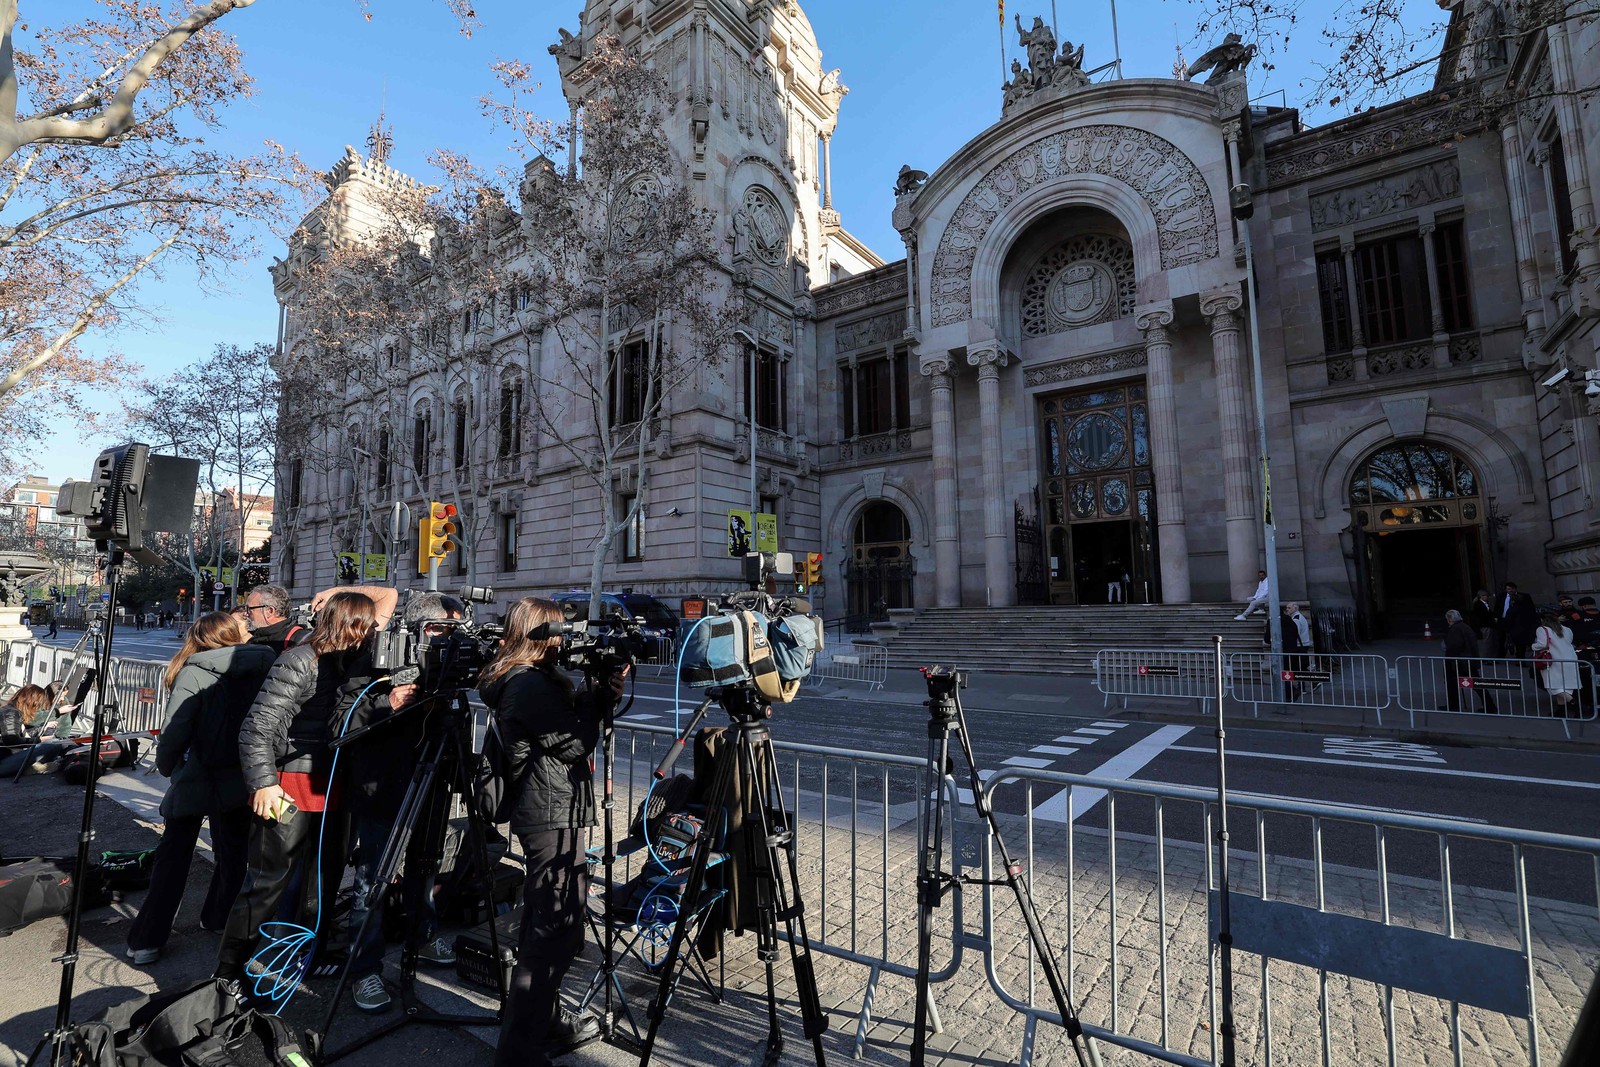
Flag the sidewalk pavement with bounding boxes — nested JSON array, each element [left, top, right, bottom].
[[811, 637, 1599, 751]]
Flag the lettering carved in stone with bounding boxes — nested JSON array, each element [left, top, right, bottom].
[[1309, 160, 1461, 230], [1265, 88, 1492, 187], [930, 126, 1218, 328], [815, 274, 907, 318]]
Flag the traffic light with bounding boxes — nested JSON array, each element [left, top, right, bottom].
[[418, 500, 458, 573], [804, 552, 823, 589], [177, 587, 188, 604]]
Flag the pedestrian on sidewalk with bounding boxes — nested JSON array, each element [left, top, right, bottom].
[[1531, 612, 1580, 715], [1500, 581, 1538, 660], [1235, 570, 1270, 620], [1440, 609, 1496, 713], [125, 613, 276, 965]]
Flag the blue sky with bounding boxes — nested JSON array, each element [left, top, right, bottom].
[[34, 0, 1441, 487]]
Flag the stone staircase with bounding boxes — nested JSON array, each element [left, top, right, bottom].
[[868, 604, 1269, 675]]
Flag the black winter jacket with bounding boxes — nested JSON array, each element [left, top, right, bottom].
[[238, 644, 375, 794], [479, 664, 605, 837], [156, 644, 276, 817]]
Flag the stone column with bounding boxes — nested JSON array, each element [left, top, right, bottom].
[[1136, 303, 1191, 603], [920, 356, 961, 607], [1500, 122, 1548, 354], [967, 341, 1012, 607], [1548, 20, 1599, 275], [821, 131, 834, 211], [1203, 286, 1259, 600], [1418, 219, 1452, 367], [1340, 240, 1369, 380]]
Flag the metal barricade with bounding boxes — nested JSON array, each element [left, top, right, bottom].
[[1095, 648, 1219, 713], [1227, 651, 1393, 723], [1393, 655, 1597, 737], [810, 642, 888, 690], [983, 767, 1600, 1067], [609, 720, 959, 1057], [108, 656, 169, 734]]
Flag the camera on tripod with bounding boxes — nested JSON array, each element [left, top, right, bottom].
[[531, 600, 644, 677], [371, 589, 506, 693], [677, 552, 823, 704]]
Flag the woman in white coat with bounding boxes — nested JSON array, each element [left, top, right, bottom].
[[1531, 611, 1581, 712]]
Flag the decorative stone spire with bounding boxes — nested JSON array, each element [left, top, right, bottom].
[[365, 108, 394, 166]]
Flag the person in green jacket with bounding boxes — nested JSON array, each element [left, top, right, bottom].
[[124, 612, 277, 965]]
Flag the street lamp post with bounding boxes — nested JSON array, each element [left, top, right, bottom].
[[734, 327, 760, 528], [1231, 180, 1283, 660]]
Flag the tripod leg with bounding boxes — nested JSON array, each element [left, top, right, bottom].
[[637, 730, 737, 1067], [910, 722, 954, 1067], [746, 729, 828, 1065]]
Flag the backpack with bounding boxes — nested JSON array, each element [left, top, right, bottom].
[[0, 858, 111, 935], [68, 977, 307, 1067]]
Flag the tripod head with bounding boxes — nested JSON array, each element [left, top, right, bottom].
[[920, 665, 967, 724], [713, 682, 773, 724]]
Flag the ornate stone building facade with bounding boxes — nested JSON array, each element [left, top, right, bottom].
[[274, 0, 1600, 631]]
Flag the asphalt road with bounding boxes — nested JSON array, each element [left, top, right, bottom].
[[619, 675, 1600, 905]]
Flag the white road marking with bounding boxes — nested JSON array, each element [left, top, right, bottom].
[[1322, 737, 1444, 764], [1168, 745, 1600, 791], [1004, 756, 1054, 769], [1072, 727, 1116, 737], [1033, 724, 1194, 824], [1092, 721, 1128, 729], [956, 767, 996, 806], [1030, 745, 1080, 757]]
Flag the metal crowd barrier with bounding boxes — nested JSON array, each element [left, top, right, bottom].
[[609, 719, 959, 1056], [1392, 655, 1597, 738], [983, 767, 1600, 1067], [1095, 648, 1220, 713], [810, 642, 888, 691], [1227, 651, 1394, 723]]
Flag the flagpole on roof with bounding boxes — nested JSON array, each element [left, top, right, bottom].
[[1110, 0, 1123, 78], [999, 1, 1008, 84], [1051, 1, 1058, 39]]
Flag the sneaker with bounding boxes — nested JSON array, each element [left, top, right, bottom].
[[125, 946, 160, 965], [540, 1008, 601, 1053], [417, 936, 456, 966], [352, 973, 391, 1014], [1233, 614, 1249, 621]]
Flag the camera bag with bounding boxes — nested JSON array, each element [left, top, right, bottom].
[[769, 615, 823, 684], [678, 613, 753, 689]]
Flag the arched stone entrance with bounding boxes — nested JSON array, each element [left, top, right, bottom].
[[1348, 440, 1488, 623], [846, 501, 914, 621]]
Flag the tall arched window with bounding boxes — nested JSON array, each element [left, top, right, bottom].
[[1349, 441, 1483, 529], [498, 371, 524, 455], [412, 399, 433, 485], [452, 391, 470, 469]]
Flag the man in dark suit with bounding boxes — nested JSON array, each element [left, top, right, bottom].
[[1500, 581, 1538, 660], [1467, 589, 1497, 659]]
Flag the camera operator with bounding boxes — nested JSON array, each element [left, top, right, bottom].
[[340, 591, 466, 1014], [215, 587, 397, 986], [478, 597, 628, 1067], [241, 584, 310, 654]]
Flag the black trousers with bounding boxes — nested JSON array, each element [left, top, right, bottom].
[[495, 828, 588, 1067], [215, 809, 332, 980], [126, 805, 250, 951]]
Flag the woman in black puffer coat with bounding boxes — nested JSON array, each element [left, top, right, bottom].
[[124, 613, 276, 964], [478, 597, 626, 1067]]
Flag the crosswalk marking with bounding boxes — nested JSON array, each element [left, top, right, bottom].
[[1072, 727, 1115, 737], [1030, 745, 1080, 757], [1092, 721, 1128, 729], [1032, 724, 1192, 824], [1003, 756, 1054, 769]]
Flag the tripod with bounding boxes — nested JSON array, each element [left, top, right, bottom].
[[637, 685, 828, 1067], [9, 618, 102, 784], [27, 551, 125, 1067], [912, 667, 1102, 1067], [307, 689, 505, 1063]]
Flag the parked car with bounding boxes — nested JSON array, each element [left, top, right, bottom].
[[550, 590, 681, 662]]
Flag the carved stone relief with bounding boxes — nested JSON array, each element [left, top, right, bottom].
[[1021, 233, 1137, 335], [929, 126, 1219, 328], [815, 275, 907, 318], [834, 311, 903, 353], [741, 185, 788, 266], [1023, 347, 1147, 388], [1265, 89, 1492, 186], [1309, 159, 1460, 230]]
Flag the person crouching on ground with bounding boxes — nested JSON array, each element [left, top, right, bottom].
[[124, 612, 276, 964], [479, 597, 628, 1067], [1235, 570, 1270, 620], [215, 588, 395, 988]]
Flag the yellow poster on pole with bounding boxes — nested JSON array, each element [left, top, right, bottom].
[[363, 553, 388, 581], [754, 512, 778, 553]]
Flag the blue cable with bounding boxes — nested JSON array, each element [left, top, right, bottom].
[[246, 676, 388, 1013]]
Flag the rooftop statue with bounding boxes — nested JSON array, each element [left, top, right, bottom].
[[1053, 40, 1089, 89], [894, 164, 929, 197], [1185, 32, 1256, 83], [1015, 15, 1058, 76]]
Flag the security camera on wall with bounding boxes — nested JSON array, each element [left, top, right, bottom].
[[1585, 370, 1600, 399], [1542, 366, 1571, 389]]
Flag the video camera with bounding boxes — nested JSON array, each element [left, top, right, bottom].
[[676, 552, 822, 703], [531, 599, 644, 678], [370, 588, 505, 693]]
